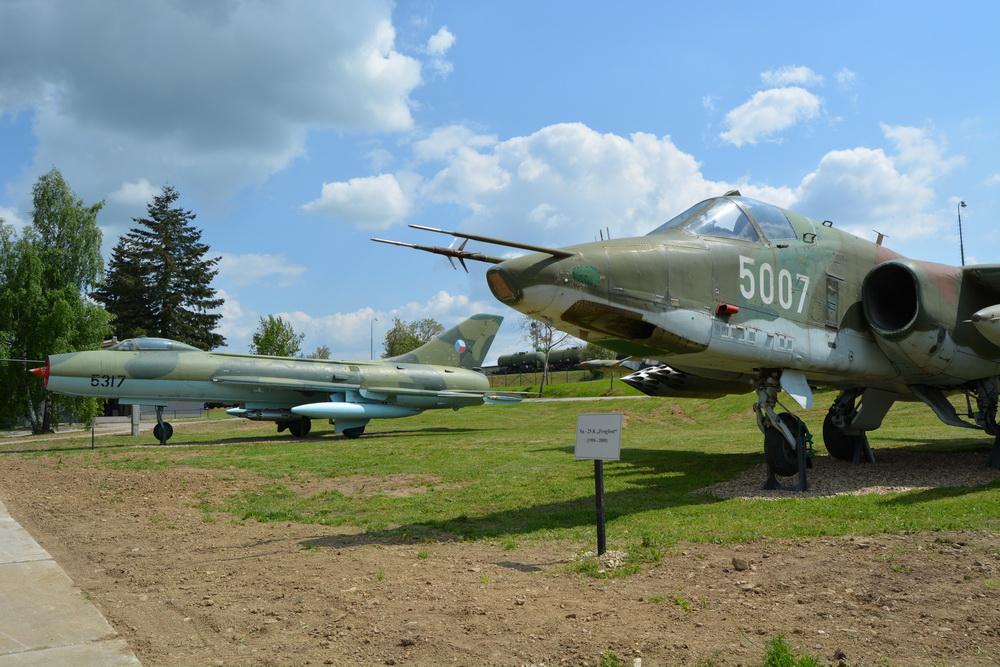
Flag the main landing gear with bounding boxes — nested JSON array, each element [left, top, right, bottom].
[[276, 417, 313, 438], [964, 377, 1000, 470], [275, 418, 366, 439], [754, 371, 895, 491], [822, 388, 877, 465]]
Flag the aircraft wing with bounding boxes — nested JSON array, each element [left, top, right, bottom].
[[963, 264, 1000, 291], [212, 375, 523, 404], [358, 386, 523, 403], [211, 375, 358, 392]]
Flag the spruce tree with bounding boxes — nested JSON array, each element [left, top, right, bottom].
[[93, 185, 225, 350]]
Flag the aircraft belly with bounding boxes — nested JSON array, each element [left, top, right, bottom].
[[700, 316, 899, 383]]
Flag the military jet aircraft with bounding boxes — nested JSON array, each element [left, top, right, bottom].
[[30, 314, 519, 444], [376, 192, 1000, 483]]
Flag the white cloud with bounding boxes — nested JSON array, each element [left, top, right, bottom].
[[213, 289, 254, 347], [425, 26, 455, 76], [761, 65, 823, 87], [414, 125, 498, 161], [108, 179, 158, 207], [302, 173, 412, 229], [217, 253, 307, 288], [0, 205, 27, 231], [792, 125, 959, 240], [720, 87, 822, 147], [0, 1, 422, 208], [427, 26, 455, 56], [881, 123, 963, 182], [389, 120, 956, 250], [835, 68, 858, 88], [412, 122, 747, 241], [987, 173, 1000, 187], [263, 291, 494, 358]]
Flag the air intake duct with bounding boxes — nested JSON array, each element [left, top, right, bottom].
[[861, 259, 961, 373]]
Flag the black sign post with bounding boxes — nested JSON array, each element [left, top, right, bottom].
[[594, 459, 606, 555], [575, 413, 622, 557]]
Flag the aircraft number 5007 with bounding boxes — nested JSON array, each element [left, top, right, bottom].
[[738, 256, 810, 314], [90, 374, 125, 388]]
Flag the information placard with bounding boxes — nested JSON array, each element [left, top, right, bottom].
[[574, 412, 622, 461]]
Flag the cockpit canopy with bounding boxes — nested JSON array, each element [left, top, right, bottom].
[[648, 196, 798, 243], [104, 337, 203, 352]]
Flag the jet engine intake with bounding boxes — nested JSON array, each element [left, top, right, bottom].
[[861, 259, 961, 374]]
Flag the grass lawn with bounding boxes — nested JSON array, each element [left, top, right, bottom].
[[6, 387, 1000, 550]]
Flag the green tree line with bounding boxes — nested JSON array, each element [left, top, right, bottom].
[[1, 170, 224, 432]]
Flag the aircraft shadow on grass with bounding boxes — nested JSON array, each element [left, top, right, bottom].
[[298, 447, 752, 550], [296, 440, 1000, 551]]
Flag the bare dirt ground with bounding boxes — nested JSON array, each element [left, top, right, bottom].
[[1, 444, 999, 666]]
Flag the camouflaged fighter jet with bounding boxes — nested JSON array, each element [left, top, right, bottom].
[[376, 192, 1000, 484], [30, 314, 519, 444]]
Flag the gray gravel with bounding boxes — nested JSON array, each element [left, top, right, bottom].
[[698, 449, 1000, 499]]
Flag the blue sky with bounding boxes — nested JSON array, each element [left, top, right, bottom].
[[1, 1, 997, 363]]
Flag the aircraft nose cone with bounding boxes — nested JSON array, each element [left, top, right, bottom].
[[486, 264, 523, 304], [487, 251, 570, 316], [29, 362, 50, 386]]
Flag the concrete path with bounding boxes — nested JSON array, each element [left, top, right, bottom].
[[0, 498, 141, 666]]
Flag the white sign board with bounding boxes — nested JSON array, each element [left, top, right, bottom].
[[575, 412, 622, 461]]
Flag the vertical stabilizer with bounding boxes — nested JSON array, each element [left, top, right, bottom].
[[388, 314, 503, 369]]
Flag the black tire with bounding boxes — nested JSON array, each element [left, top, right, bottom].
[[287, 418, 312, 438], [342, 425, 365, 439], [764, 412, 803, 477], [152, 422, 174, 443], [822, 411, 866, 461]]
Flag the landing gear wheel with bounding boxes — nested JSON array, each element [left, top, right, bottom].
[[764, 412, 803, 477], [152, 421, 173, 443], [342, 425, 366, 439], [822, 411, 867, 461], [287, 418, 312, 438]]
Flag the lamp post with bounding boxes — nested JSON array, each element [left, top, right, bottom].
[[958, 200, 967, 266], [370, 317, 378, 359]]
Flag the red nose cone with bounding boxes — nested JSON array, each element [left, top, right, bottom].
[[29, 363, 50, 386]]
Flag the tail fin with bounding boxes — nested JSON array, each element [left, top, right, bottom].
[[388, 314, 503, 369]]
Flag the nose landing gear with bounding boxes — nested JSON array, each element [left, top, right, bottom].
[[754, 370, 812, 491]]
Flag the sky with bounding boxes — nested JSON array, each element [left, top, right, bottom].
[[1, 0, 998, 363]]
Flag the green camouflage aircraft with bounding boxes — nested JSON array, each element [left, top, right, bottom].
[[31, 314, 519, 444], [376, 192, 1000, 486]]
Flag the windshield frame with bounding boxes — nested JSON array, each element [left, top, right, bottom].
[[647, 196, 799, 244]]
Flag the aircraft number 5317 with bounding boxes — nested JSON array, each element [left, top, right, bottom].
[[738, 255, 810, 314], [91, 374, 125, 388]]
